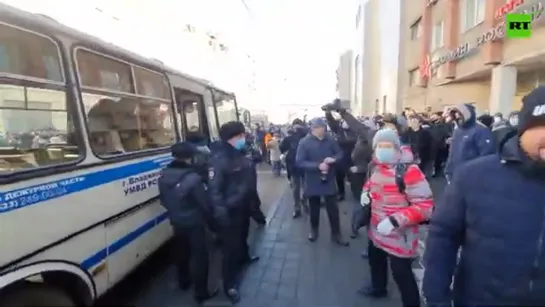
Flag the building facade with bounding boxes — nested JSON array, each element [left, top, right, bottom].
[[336, 50, 353, 102], [399, 0, 545, 115], [352, 0, 403, 116]]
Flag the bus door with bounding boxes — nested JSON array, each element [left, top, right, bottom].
[[174, 88, 215, 143]]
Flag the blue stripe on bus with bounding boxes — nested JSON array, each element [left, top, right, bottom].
[[0, 155, 173, 214], [80, 211, 169, 270]]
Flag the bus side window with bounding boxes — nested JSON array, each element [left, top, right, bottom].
[[183, 100, 201, 133], [76, 49, 176, 157], [0, 23, 82, 175]]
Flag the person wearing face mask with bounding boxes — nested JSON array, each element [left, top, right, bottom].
[[492, 112, 507, 130], [208, 121, 259, 303], [492, 111, 519, 150], [296, 118, 349, 245], [358, 128, 433, 306], [444, 103, 495, 183], [422, 86, 545, 306]]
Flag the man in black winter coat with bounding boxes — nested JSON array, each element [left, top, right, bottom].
[[492, 111, 519, 151], [324, 111, 357, 201], [423, 86, 545, 306], [158, 142, 219, 304], [402, 116, 433, 175], [208, 121, 260, 303], [428, 113, 452, 176], [280, 118, 308, 218]]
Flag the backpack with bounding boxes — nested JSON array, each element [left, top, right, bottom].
[[394, 163, 430, 225]]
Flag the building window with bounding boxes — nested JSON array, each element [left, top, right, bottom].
[[410, 19, 422, 40], [431, 21, 444, 50], [408, 68, 420, 86], [460, 0, 485, 32]]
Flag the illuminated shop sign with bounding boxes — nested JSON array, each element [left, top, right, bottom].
[[420, 0, 543, 79], [496, 0, 525, 20]]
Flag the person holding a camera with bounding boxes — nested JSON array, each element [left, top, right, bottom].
[[295, 118, 349, 245]]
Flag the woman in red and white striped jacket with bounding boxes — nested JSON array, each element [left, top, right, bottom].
[[358, 128, 434, 307]]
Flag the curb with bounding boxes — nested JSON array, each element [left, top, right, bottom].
[[265, 185, 289, 223], [247, 184, 289, 248]]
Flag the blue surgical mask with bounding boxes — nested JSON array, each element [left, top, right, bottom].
[[375, 148, 398, 163], [233, 138, 246, 150]]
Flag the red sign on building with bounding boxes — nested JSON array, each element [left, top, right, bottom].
[[495, 0, 525, 20], [419, 55, 432, 84]]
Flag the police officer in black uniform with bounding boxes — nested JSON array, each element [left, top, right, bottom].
[[208, 121, 260, 303], [158, 142, 218, 304], [244, 136, 267, 226]]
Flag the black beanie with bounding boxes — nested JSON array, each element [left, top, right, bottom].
[[292, 118, 304, 126], [171, 142, 198, 159], [219, 121, 245, 141], [518, 86, 545, 135]]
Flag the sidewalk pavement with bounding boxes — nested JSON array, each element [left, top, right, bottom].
[[234, 190, 403, 307], [126, 171, 440, 307], [128, 168, 289, 307], [235, 176, 446, 307]]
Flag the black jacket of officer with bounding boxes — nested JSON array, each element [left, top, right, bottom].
[[208, 121, 256, 218], [207, 121, 257, 302], [159, 142, 212, 227], [158, 142, 217, 302]]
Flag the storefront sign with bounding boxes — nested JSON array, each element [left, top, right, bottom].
[[420, 0, 544, 80], [496, 0, 525, 20]]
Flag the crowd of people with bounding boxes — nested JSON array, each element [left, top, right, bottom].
[[158, 122, 266, 304], [156, 85, 545, 306]]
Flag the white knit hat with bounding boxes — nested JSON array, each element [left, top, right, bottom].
[[372, 128, 401, 148]]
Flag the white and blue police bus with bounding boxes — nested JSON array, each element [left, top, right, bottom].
[[0, 3, 239, 306]]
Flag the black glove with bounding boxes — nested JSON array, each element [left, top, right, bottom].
[[321, 99, 346, 112]]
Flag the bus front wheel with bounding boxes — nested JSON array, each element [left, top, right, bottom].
[[2, 283, 75, 307]]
